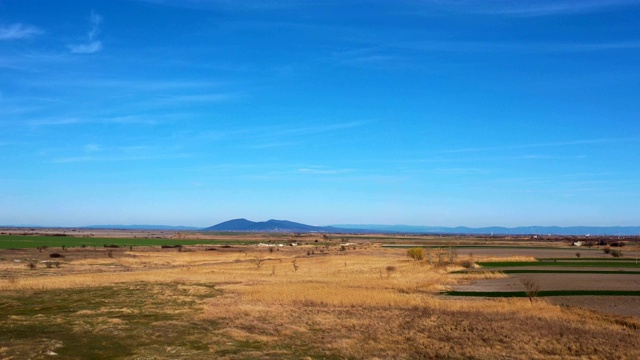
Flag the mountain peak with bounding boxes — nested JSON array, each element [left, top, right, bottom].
[[203, 219, 361, 233]]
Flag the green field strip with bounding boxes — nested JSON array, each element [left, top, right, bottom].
[[444, 290, 640, 297], [539, 258, 638, 261], [382, 245, 588, 250], [453, 269, 640, 274], [500, 269, 640, 274], [477, 261, 640, 268], [0, 235, 256, 249]]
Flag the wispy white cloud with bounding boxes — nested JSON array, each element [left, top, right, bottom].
[[68, 41, 103, 54], [28, 78, 226, 91], [88, 11, 103, 40], [194, 120, 369, 146], [68, 11, 103, 54], [439, 138, 640, 154], [388, 39, 640, 56], [238, 120, 370, 148], [477, 0, 639, 17], [51, 147, 192, 163], [27, 118, 82, 126], [0, 24, 42, 40], [84, 143, 102, 152], [419, 0, 640, 17], [297, 167, 354, 175], [163, 93, 239, 103], [52, 153, 193, 163], [332, 48, 402, 67], [265, 120, 369, 137], [26, 114, 177, 127], [137, 0, 308, 11]]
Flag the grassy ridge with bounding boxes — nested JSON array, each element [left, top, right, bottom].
[[444, 290, 640, 297], [0, 235, 253, 249]]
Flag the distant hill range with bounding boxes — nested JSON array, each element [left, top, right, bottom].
[[23, 221, 637, 236], [333, 224, 640, 236], [83, 225, 201, 231], [203, 219, 367, 233]]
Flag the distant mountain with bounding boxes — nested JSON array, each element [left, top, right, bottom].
[[204, 219, 366, 233], [83, 225, 201, 231], [333, 224, 640, 236]]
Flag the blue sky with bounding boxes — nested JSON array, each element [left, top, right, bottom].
[[1, 0, 640, 227]]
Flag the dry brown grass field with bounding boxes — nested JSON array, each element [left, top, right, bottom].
[[1, 232, 639, 359]]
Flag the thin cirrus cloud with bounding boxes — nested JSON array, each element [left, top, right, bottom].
[[0, 23, 42, 40], [68, 41, 102, 54], [438, 137, 640, 154], [26, 114, 169, 127], [477, 0, 640, 17], [421, 0, 640, 17], [297, 167, 354, 175], [67, 11, 103, 54]]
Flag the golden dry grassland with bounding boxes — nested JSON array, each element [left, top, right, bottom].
[[1, 242, 639, 359]]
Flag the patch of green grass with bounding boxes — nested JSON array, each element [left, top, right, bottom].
[[453, 269, 640, 274], [477, 261, 640, 268], [539, 257, 638, 261], [0, 282, 222, 359], [500, 269, 640, 274], [0, 235, 256, 249], [444, 290, 640, 297], [382, 245, 591, 250]]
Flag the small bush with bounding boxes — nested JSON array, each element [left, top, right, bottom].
[[459, 259, 475, 269], [385, 266, 397, 277], [611, 250, 623, 257], [603, 247, 611, 254], [575, 252, 581, 258], [407, 248, 424, 261]]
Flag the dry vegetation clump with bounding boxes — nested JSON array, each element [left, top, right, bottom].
[[475, 255, 537, 262]]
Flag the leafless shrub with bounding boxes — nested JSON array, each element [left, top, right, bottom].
[[521, 277, 541, 305], [385, 266, 397, 278], [27, 260, 37, 270], [252, 256, 264, 269], [447, 246, 457, 264], [426, 248, 433, 266]]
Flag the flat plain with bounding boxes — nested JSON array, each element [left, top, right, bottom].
[[1, 229, 639, 359]]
